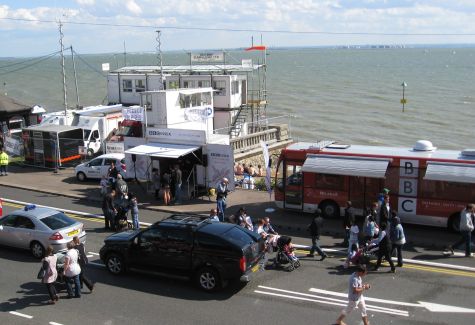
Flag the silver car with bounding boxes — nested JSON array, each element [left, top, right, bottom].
[[0, 205, 86, 258]]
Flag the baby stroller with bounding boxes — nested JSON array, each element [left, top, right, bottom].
[[273, 235, 301, 271], [359, 242, 379, 266], [114, 204, 132, 232]]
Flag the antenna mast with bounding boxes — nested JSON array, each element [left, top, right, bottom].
[[156, 30, 164, 88], [59, 20, 68, 114]]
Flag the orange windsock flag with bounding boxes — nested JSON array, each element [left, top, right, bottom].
[[245, 45, 267, 51]]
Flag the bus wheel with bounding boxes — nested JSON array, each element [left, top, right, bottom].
[[320, 201, 340, 219], [448, 213, 460, 233]]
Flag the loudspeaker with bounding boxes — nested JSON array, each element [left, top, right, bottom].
[[131, 154, 137, 162], [202, 154, 208, 167]]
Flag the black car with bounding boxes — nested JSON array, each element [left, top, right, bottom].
[[99, 214, 266, 291]]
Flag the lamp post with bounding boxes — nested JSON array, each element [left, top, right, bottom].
[[401, 82, 407, 112]]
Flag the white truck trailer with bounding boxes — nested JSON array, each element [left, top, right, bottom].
[[72, 105, 124, 156]]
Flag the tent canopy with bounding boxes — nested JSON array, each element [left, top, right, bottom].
[[424, 162, 475, 184], [302, 154, 390, 178], [125, 142, 200, 159]]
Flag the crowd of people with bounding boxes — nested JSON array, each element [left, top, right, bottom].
[[39, 236, 94, 304]]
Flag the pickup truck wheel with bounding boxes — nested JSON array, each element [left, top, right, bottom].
[[30, 241, 45, 259], [195, 267, 221, 292], [105, 253, 124, 275], [76, 172, 86, 182]]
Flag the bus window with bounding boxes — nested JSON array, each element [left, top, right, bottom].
[[315, 174, 344, 191], [286, 164, 302, 186], [421, 180, 475, 203]]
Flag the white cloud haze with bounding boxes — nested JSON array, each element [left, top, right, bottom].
[[0, 0, 474, 56]]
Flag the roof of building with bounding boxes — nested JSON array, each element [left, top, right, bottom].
[[0, 93, 31, 116], [112, 64, 263, 74]]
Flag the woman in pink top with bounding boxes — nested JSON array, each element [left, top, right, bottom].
[[42, 245, 58, 304]]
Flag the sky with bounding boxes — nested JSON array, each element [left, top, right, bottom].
[[1, 0, 475, 56]]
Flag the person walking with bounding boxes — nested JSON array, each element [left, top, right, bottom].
[[374, 224, 396, 273], [263, 217, 278, 235], [107, 161, 119, 184], [129, 193, 140, 230], [73, 236, 94, 292], [41, 245, 58, 304], [334, 264, 371, 325], [363, 212, 378, 242], [379, 195, 391, 229], [307, 209, 328, 260], [0, 147, 9, 176], [343, 201, 355, 246], [63, 241, 81, 298], [348, 220, 360, 253], [216, 177, 229, 222], [390, 216, 406, 267], [448, 204, 475, 257], [161, 170, 171, 205], [174, 164, 182, 204], [102, 189, 117, 230], [115, 174, 128, 199], [152, 168, 161, 200]]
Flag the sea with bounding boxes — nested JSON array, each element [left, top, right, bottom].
[[1, 47, 474, 150]]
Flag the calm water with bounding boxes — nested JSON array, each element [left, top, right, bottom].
[[1, 47, 474, 150]]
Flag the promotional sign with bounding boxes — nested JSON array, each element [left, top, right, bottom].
[[206, 143, 235, 191], [122, 107, 144, 122], [191, 52, 224, 63], [106, 142, 124, 154], [4, 136, 21, 156], [184, 106, 214, 121], [147, 127, 206, 145]]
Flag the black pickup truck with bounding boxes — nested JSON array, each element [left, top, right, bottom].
[[99, 214, 266, 291]]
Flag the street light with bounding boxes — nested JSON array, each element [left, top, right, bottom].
[[401, 82, 407, 112]]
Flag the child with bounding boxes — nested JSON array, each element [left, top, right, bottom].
[[344, 243, 362, 268], [348, 221, 360, 253], [283, 238, 299, 262], [129, 194, 140, 230], [100, 176, 108, 196]]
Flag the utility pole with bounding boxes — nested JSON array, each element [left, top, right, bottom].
[[123, 40, 127, 66], [59, 20, 68, 115], [401, 81, 407, 112]]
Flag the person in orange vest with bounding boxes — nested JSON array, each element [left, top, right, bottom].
[[0, 147, 9, 176]]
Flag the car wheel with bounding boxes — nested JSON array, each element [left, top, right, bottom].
[[30, 241, 45, 259], [320, 201, 340, 219], [195, 267, 221, 292], [106, 253, 124, 275], [76, 172, 86, 182]]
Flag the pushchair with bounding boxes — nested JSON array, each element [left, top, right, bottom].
[[113, 204, 132, 232], [273, 235, 301, 271]]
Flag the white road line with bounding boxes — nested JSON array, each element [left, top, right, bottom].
[[89, 261, 105, 268], [50, 322, 64, 325], [88, 252, 99, 255], [86, 255, 93, 258], [254, 290, 409, 317], [309, 288, 421, 307], [9, 311, 33, 319]]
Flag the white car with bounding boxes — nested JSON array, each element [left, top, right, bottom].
[[75, 153, 126, 181]]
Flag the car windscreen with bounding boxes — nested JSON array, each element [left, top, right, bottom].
[[40, 212, 76, 230], [223, 227, 258, 247]]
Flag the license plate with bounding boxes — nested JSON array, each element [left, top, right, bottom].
[[67, 229, 79, 237], [251, 264, 260, 273]]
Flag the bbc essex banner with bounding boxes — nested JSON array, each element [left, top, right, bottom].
[[206, 144, 235, 191]]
